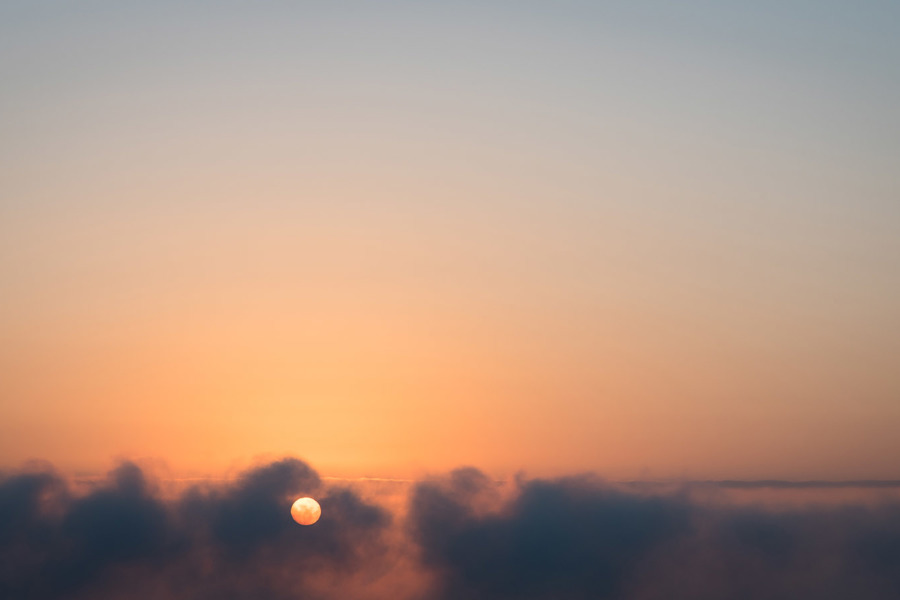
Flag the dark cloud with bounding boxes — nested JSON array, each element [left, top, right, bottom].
[[200, 457, 321, 553], [409, 470, 900, 600], [409, 470, 691, 600], [0, 458, 390, 600], [4, 460, 900, 599]]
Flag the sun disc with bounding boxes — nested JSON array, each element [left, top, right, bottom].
[[291, 497, 321, 526]]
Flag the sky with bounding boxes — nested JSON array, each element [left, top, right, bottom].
[[2, 1, 900, 482]]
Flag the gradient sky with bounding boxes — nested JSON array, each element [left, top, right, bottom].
[[2, 1, 899, 479]]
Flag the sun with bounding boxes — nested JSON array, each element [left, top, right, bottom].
[[291, 497, 321, 526]]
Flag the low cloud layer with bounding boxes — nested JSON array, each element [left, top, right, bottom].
[[0, 459, 390, 599], [409, 471, 900, 600], [2, 459, 900, 599]]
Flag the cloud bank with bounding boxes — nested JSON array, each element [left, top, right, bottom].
[[2, 459, 900, 599], [0, 458, 390, 599]]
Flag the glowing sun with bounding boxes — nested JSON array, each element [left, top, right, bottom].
[[291, 497, 321, 526]]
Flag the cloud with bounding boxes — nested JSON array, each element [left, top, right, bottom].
[[695, 480, 900, 489], [408, 470, 692, 600], [0, 458, 391, 600], [408, 470, 900, 600], [3, 460, 900, 599]]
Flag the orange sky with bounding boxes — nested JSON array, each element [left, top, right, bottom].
[[2, 2, 898, 480]]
